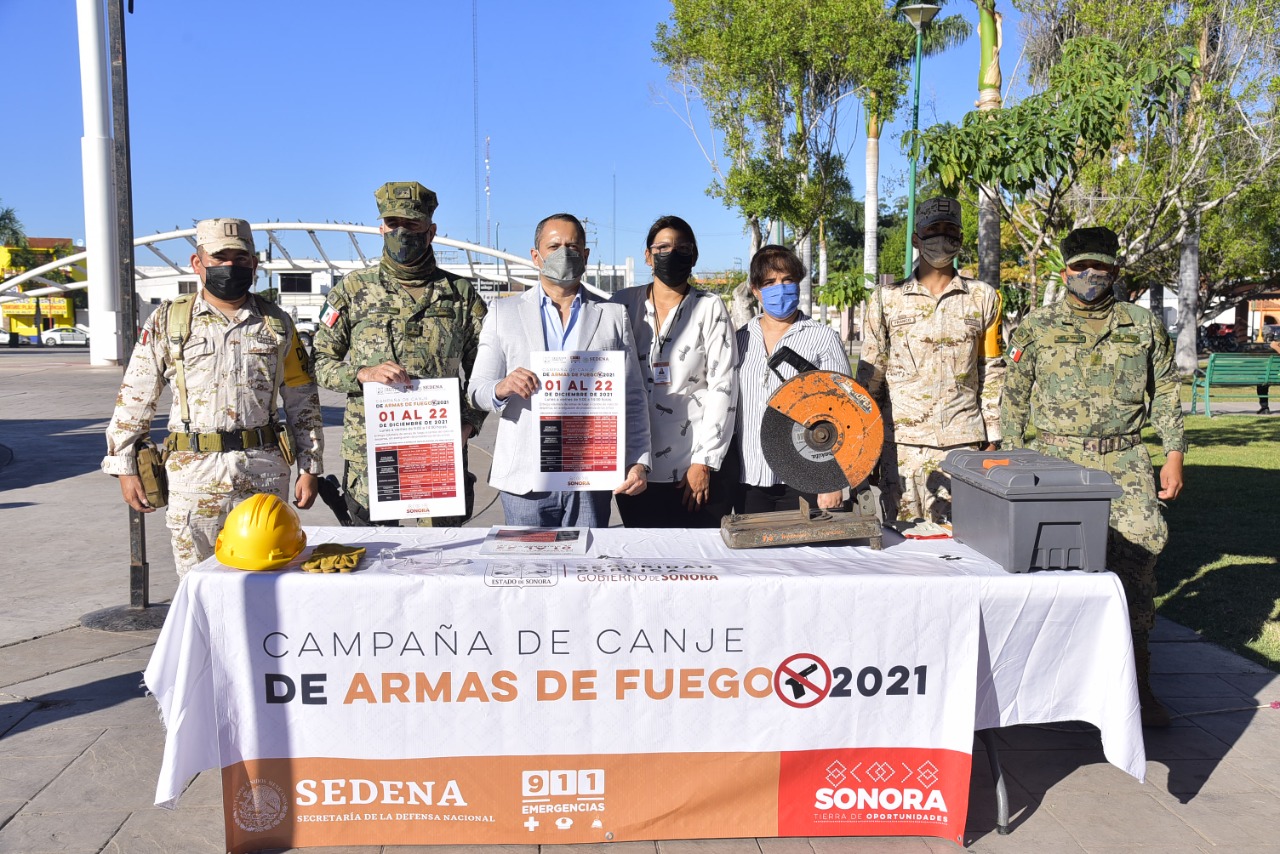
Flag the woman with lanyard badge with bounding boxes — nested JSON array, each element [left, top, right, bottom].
[[610, 215, 738, 527], [733, 244, 851, 513]]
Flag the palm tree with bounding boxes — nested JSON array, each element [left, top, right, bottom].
[[863, 1, 971, 287], [974, 0, 1003, 289], [0, 201, 26, 249]]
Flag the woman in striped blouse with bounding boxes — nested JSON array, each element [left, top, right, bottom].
[[732, 245, 852, 513]]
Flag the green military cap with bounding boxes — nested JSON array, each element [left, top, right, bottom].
[[1062, 226, 1119, 266], [374, 181, 438, 222]]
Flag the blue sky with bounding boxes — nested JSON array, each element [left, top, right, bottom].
[[0, 0, 1025, 272]]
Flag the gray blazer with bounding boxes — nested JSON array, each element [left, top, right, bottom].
[[467, 285, 653, 495]]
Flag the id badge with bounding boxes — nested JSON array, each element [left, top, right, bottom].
[[653, 362, 672, 385]]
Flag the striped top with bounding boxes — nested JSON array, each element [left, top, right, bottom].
[[734, 314, 852, 487]]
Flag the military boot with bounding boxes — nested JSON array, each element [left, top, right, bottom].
[[1134, 642, 1171, 728]]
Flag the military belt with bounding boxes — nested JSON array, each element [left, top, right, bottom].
[[1037, 431, 1141, 454], [165, 426, 279, 453]]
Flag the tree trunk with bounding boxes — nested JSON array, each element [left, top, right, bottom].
[[976, 3, 1003, 288], [1149, 283, 1165, 329], [1175, 214, 1200, 375], [798, 231, 813, 317], [864, 96, 881, 290], [978, 186, 1000, 286], [1029, 255, 1040, 311], [730, 216, 764, 329], [818, 219, 829, 324]]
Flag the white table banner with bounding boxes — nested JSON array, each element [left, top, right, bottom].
[[148, 535, 983, 852], [146, 528, 1145, 853]]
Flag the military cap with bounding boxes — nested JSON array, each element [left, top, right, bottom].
[[915, 197, 962, 234], [1062, 226, 1119, 267], [374, 181, 438, 222], [195, 218, 254, 254]]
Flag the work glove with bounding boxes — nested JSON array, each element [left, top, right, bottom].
[[301, 543, 366, 573]]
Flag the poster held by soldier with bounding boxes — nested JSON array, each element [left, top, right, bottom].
[[530, 350, 626, 491], [363, 378, 465, 521]]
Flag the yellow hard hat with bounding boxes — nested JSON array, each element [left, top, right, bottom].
[[215, 493, 307, 571]]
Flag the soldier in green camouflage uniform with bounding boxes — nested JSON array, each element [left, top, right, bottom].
[[103, 218, 324, 577], [1001, 226, 1185, 727], [312, 182, 487, 526]]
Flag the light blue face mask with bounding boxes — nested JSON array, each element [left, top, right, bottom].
[[761, 283, 800, 319]]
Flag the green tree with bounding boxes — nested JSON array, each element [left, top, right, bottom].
[[917, 36, 1195, 307], [654, 0, 904, 311], [0, 201, 26, 249], [1004, 0, 1280, 371]]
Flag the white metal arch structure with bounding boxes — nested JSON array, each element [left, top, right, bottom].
[[0, 222, 611, 303]]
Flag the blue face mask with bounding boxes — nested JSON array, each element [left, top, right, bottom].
[[760, 283, 801, 320]]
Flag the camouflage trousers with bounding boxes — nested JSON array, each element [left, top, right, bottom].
[[343, 449, 473, 528], [1032, 440, 1167, 644], [888, 442, 982, 523], [164, 451, 291, 578]]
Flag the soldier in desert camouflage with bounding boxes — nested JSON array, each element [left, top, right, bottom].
[[102, 218, 323, 577], [1002, 225, 1185, 728], [312, 181, 487, 526], [856, 197, 1006, 524]]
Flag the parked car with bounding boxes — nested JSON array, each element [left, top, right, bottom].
[[41, 326, 89, 346], [1262, 324, 1280, 343]]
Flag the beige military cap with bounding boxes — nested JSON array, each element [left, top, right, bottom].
[[195, 218, 255, 254]]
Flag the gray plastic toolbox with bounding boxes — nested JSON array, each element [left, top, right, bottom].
[[942, 449, 1122, 572]]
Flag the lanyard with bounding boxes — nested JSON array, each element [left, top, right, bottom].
[[648, 285, 689, 365]]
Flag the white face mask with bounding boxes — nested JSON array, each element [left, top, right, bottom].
[[919, 235, 961, 268]]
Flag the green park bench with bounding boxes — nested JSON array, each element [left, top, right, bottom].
[[1189, 352, 1280, 417]]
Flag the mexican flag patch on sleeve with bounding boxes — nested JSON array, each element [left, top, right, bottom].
[[320, 303, 340, 327], [1009, 346, 1024, 363]]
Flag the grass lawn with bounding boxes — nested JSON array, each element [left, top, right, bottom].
[[1150, 413, 1280, 670]]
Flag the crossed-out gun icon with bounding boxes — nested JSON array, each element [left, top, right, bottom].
[[784, 663, 820, 699]]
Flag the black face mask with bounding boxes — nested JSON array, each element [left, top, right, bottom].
[[384, 228, 429, 266], [203, 264, 254, 301], [652, 248, 696, 286]]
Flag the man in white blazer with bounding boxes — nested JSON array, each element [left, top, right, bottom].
[[467, 213, 651, 526]]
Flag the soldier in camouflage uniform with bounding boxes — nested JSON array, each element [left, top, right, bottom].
[[312, 181, 487, 526], [103, 218, 324, 577], [856, 197, 1005, 523], [1002, 226, 1185, 728]]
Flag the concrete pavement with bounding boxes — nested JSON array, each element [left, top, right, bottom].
[[2, 345, 1278, 854]]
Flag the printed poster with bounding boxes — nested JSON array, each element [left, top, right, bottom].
[[363, 378, 465, 521], [479, 526, 590, 555], [530, 350, 625, 491]]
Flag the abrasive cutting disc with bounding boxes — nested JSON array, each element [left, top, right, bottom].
[[761, 371, 884, 494]]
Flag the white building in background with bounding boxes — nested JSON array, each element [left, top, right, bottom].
[[1134, 286, 1234, 334], [133, 255, 634, 329], [114, 225, 635, 331], [0, 223, 637, 355]]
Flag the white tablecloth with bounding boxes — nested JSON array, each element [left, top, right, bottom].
[[145, 527, 1143, 825]]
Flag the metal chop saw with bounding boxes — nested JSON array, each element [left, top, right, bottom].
[[721, 347, 885, 550]]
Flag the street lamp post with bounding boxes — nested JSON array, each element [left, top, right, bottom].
[[902, 4, 940, 281]]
